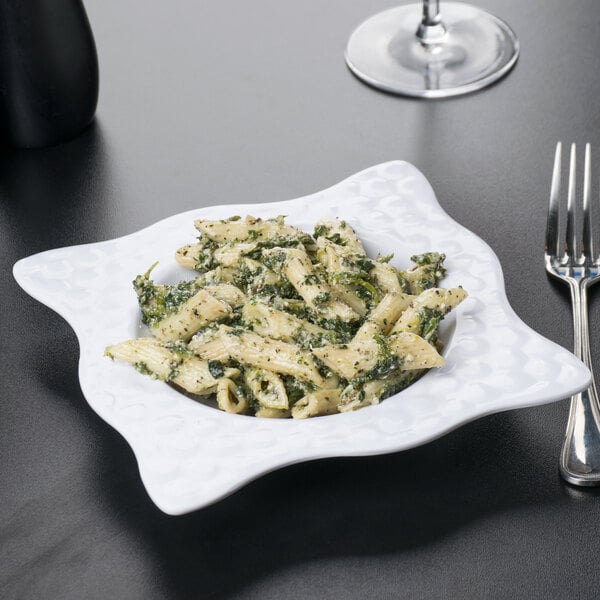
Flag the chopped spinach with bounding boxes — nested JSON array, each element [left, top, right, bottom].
[[281, 375, 315, 406], [133, 267, 198, 327], [418, 307, 443, 343], [208, 360, 225, 379]]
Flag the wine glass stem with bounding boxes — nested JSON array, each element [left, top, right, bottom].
[[423, 0, 441, 25], [417, 0, 447, 44]]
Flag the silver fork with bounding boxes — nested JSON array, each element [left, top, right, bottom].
[[545, 141, 600, 485]]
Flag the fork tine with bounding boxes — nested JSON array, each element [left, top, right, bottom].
[[583, 143, 593, 260], [546, 142, 562, 257], [566, 143, 577, 258]]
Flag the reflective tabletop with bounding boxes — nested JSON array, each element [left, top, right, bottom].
[[2, 1, 600, 598]]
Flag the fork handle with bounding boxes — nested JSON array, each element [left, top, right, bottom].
[[560, 280, 600, 485]]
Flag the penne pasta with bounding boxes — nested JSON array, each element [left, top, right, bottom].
[[370, 262, 405, 294], [150, 288, 232, 343], [213, 242, 259, 267], [291, 389, 341, 419], [244, 367, 289, 410], [216, 378, 248, 414], [353, 292, 414, 342], [401, 252, 447, 294], [312, 332, 443, 381], [339, 369, 423, 412], [108, 214, 466, 418], [189, 325, 337, 388], [205, 283, 247, 308], [313, 218, 366, 254], [175, 242, 205, 270], [255, 407, 292, 418], [195, 215, 306, 244], [105, 338, 224, 395], [241, 300, 331, 345], [390, 287, 468, 337], [105, 337, 180, 381], [263, 247, 359, 322]]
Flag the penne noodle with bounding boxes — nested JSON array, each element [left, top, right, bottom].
[[172, 358, 237, 396], [264, 247, 359, 322], [150, 288, 232, 343], [175, 243, 205, 270], [390, 287, 468, 336], [241, 301, 329, 344], [370, 262, 404, 294], [255, 407, 292, 418], [244, 367, 289, 410], [189, 325, 337, 388], [339, 369, 423, 412], [105, 337, 180, 381], [205, 283, 247, 308], [216, 378, 248, 414], [353, 292, 414, 342], [105, 338, 225, 395], [213, 242, 258, 267], [313, 218, 366, 254], [312, 332, 444, 381], [291, 389, 341, 419], [195, 215, 303, 243]]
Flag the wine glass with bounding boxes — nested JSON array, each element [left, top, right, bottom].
[[345, 1, 519, 98]]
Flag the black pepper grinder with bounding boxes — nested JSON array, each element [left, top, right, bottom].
[[0, 0, 99, 148]]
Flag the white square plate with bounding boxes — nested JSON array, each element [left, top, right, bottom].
[[13, 161, 590, 515]]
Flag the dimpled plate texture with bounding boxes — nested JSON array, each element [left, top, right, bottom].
[[13, 161, 590, 515]]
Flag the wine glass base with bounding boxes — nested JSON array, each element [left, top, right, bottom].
[[345, 2, 519, 98]]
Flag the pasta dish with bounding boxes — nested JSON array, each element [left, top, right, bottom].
[[105, 216, 466, 418]]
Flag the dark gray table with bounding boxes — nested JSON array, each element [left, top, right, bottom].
[[2, 1, 600, 598]]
